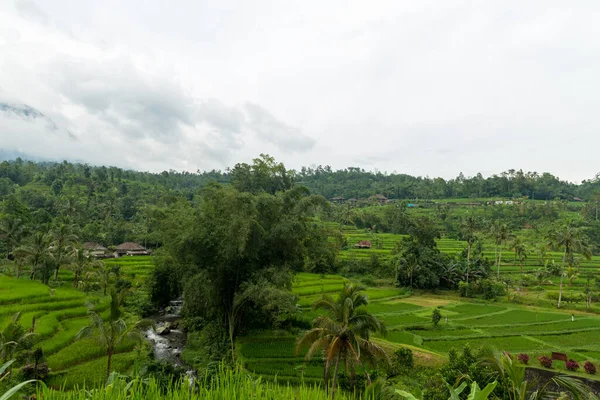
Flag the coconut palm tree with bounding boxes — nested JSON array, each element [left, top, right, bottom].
[[398, 252, 421, 288], [0, 217, 26, 262], [460, 216, 479, 265], [0, 313, 35, 363], [13, 232, 52, 284], [70, 247, 101, 288], [513, 242, 528, 274], [566, 266, 579, 286], [50, 224, 78, 281], [76, 289, 151, 380], [296, 283, 389, 397], [547, 223, 592, 308], [490, 221, 511, 278], [479, 347, 597, 400]]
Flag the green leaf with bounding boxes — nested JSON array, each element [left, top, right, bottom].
[[446, 381, 468, 400], [0, 379, 36, 400], [0, 360, 15, 378], [395, 389, 421, 400], [467, 381, 497, 400]]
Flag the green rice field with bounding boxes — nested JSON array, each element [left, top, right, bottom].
[[0, 256, 154, 389], [241, 269, 600, 382]]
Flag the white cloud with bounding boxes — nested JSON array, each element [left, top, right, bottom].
[[1, 0, 600, 180]]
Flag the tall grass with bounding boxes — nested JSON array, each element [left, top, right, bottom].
[[38, 368, 357, 399]]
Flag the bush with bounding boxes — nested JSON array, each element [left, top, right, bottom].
[[584, 361, 596, 374], [517, 353, 529, 365], [566, 359, 580, 371], [432, 308, 441, 327], [538, 356, 552, 368], [458, 281, 474, 298], [389, 347, 414, 376], [480, 279, 506, 300]]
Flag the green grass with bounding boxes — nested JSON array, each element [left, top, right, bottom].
[[40, 367, 357, 398]]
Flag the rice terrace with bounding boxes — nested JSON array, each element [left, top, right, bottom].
[[2, 157, 600, 399]]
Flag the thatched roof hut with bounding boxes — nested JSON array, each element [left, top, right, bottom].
[[83, 242, 107, 252], [114, 242, 151, 257], [354, 240, 372, 249]]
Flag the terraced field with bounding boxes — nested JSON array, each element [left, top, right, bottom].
[[0, 256, 154, 389], [241, 273, 600, 382]]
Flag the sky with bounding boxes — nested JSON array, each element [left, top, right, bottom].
[[1, 0, 600, 181]]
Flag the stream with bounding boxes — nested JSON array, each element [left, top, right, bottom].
[[145, 299, 190, 369]]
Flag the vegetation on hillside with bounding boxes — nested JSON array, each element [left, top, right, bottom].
[[3, 155, 600, 398]]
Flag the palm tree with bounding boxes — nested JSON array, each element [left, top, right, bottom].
[[398, 253, 420, 288], [566, 267, 579, 286], [76, 289, 150, 380], [535, 243, 547, 266], [296, 284, 389, 397], [50, 224, 78, 281], [14, 232, 52, 284], [460, 216, 479, 264], [70, 247, 101, 288], [92, 262, 112, 296], [60, 196, 83, 221], [509, 237, 522, 262], [0, 217, 26, 262], [0, 313, 35, 363], [547, 223, 592, 308], [479, 347, 597, 400], [490, 221, 511, 278], [514, 242, 527, 273]]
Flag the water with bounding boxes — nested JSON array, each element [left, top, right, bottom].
[[145, 299, 188, 367]]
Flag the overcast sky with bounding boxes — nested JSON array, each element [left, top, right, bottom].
[[1, 0, 599, 181]]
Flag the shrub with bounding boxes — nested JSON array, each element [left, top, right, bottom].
[[538, 356, 552, 368], [458, 281, 474, 298], [480, 279, 505, 300], [432, 308, 441, 327], [584, 361, 596, 374], [566, 359, 580, 371], [390, 347, 414, 375], [517, 353, 529, 365]]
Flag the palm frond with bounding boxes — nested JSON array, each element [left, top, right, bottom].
[[304, 336, 331, 361]]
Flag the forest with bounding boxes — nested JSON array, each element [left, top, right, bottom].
[[2, 155, 600, 399]]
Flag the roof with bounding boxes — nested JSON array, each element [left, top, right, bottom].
[[115, 242, 147, 251], [357, 240, 371, 246], [83, 242, 107, 251], [369, 194, 388, 200]]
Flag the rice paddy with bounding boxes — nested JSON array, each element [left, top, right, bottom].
[[242, 265, 600, 381], [0, 256, 154, 389]]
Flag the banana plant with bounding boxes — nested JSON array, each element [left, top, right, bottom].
[[0, 359, 36, 400], [396, 380, 497, 400]]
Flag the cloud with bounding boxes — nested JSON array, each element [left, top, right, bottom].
[[244, 103, 316, 153], [1, 0, 600, 181]]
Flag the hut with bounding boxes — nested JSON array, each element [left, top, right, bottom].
[[368, 194, 388, 205], [330, 196, 346, 204], [82, 242, 109, 258], [114, 242, 152, 257], [354, 240, 372, 249]]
